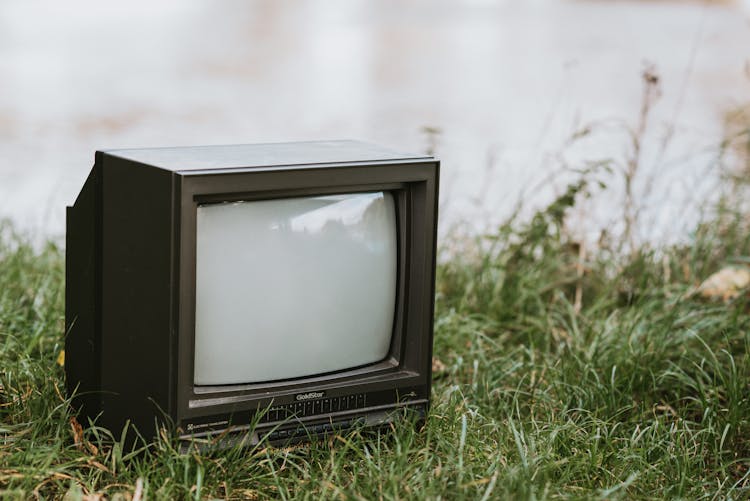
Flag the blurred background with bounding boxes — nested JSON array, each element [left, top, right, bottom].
[[1, 0, 749, 242]]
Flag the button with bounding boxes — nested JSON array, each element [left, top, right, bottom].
[[313, 400, 322, 414], [357, 394, 365, 408], [305, 401, 313, 415], [348, 395, 356, 409], [322, 399, 331, 413], [332, 397, 339, 412], [295, 402, 304, 416]]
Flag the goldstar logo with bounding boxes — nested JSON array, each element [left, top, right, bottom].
[[295, 391, 325, 401]]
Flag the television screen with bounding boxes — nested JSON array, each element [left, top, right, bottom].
[[194, 191, 398, 385]]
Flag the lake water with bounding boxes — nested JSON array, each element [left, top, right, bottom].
[[1, 0, 749, 242]]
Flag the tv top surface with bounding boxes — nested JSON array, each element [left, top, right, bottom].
[[101, 140, 431, 173]]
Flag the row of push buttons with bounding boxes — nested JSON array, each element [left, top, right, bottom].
[[259, 394, 366, 423]]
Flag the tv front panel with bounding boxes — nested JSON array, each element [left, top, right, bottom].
[[194, 192, 398, 385], [65, 140, 439, 449]]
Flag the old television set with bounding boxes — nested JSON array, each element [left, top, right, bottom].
[[65, 140, 439, 448]]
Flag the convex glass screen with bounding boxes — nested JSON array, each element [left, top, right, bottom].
[[194, 192, 397, 385]]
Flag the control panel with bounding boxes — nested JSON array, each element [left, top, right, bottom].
[[258, 393, 367, 423]]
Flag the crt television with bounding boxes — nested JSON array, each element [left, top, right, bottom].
[[65, 140, 439, 448]]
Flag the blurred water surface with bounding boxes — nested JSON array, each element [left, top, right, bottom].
[[1, 0, 749, 239]]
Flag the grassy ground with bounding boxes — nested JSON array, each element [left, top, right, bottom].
[[1, 171, 750, 499]]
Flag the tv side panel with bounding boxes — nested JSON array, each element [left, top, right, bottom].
[[65, 163, 102, 423], [99, 156, 176, 436]]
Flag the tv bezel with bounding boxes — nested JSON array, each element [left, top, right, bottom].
[[174, 161, 438, 424]]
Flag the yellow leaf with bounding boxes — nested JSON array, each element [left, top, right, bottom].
[[57, 350, 65, 367], [698, 267, 750, 301]]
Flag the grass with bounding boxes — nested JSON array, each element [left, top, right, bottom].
[[1, 168, 750, 499]]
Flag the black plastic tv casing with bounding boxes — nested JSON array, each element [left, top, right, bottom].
[[65, 140, 439, 448]]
